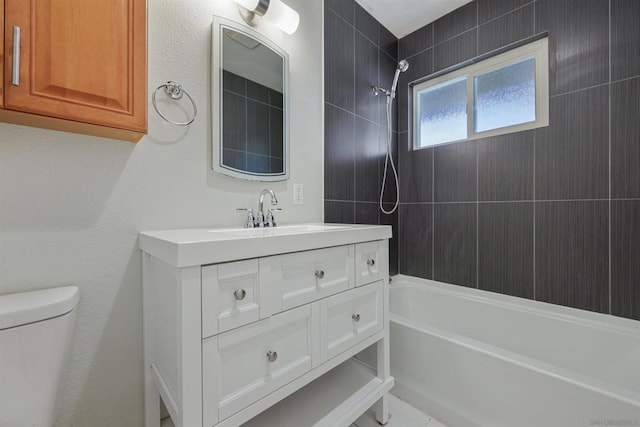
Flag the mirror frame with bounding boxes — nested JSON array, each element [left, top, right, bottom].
[[212, 16, 290, 181]]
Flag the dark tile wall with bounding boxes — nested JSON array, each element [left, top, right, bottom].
[[323, 0, 399, 274], [395, 0, 640, 321], [222, 71, 284, 174]]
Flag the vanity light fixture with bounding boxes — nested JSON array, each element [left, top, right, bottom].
[[232, 0, 300, 35]]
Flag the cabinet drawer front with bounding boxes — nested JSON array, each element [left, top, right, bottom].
[[263, 245, 355, 313], [355, 241, 381, 286], [202, 305, 314, 424], [320, 281, 383, 362], [202, 260, 261, 337]]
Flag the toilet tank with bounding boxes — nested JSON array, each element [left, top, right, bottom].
[[0, 286, 79, 427]]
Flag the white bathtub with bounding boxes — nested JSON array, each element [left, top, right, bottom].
[[389, 275, 640, 427]]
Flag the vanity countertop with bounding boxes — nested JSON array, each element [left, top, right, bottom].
[[139, 223, 392, 267]]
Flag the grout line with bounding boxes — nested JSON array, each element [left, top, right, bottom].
[[550, 81, 610, 98], [479, 1, 536, 27], [432, 149, 435, 279], [608, 0, 613, 315], [533, 130, 537, 301], [325, 101, 389, 129], [476, 140, 479, 289]]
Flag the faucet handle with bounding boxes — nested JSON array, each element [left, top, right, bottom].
[[266, 208, 283, 227], [237, 208, 255, 228]]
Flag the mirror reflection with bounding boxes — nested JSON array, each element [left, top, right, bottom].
[[215, 21, 288, 180]]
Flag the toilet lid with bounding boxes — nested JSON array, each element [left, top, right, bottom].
[[0, 286, 79, 330]]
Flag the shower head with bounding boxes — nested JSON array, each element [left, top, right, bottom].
[[389, 59, 409, 99]]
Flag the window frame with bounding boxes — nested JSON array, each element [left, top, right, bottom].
[[412, 37, 549, 149]]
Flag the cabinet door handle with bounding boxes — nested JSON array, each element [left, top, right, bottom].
[[12, 26, 21, 86], [314, 270, 325, 279], [234, 289, 246, 301], [352, 314, 360, 322], [266, 350, 278, 363], [366, 259, 375, 267]]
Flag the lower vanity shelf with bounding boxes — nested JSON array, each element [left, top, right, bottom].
[[242, 358, 394, 427]]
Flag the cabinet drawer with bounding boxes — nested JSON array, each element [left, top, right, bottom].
[[262, 245, 354, 313], [202, 305, 315, 425], [202, 260, 263, 337], [320, 281, 383, 362], [355, 241, 381, 287]]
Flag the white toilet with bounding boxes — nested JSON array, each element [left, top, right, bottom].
[[0, 286, 79, 427]]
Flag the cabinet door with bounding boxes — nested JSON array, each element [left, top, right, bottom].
[[3, 0, 146, 132], [320, 281, 383, 362], [202, 305, 317, 425]]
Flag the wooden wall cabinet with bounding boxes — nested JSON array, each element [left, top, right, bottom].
[[1, 0, 147, 142]]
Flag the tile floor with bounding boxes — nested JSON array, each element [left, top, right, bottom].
[[160, 393, 446, 427], [353, 394, 446, 427]]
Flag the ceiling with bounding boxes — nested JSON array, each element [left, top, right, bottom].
[[355, 0, 474, 39]]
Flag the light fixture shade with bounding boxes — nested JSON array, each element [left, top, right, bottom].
[[263, 0, 300, 34], [232, 0, 260, 12]]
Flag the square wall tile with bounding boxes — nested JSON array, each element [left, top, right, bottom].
[[478, 0, 531, 24], [399, 137, 433, 203], [478, 131, 533, 201], [611, 200, 640, 321], [434, 1, 477, 44], [535, 201, 609, 314], [478, 202, 534, 298], [611, 0, 640, 81], [325, 104, 355, 200], [399, 204, 433, 279], [325, 0, 354, 24], [354, 117, 381, 202], [355, 3, 379, 44], [433, 30, 477, 72], [535, 0, 609, 95], [325, 10, 355, 112], [478, 4, 534, 55], [381, 205, 399, 275], [434, 141, 477, 202], [355, 32, 380, 123], [355, 202, 379, 225], [399, 24, 433, 59], [434, 203, 477, 288], [380, 25, 398, 60], [325, 200, 355, 224], [535, 85, 609, 200], [611, 77, 640, 199]]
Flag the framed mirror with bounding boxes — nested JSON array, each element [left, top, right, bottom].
[[212, 16, 290, 181]]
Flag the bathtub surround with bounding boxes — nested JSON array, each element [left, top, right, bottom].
[[0, 1, 323, 425], [323, 0, 399, 274], [393, 0, 640, 321], [324, 0, 639, 321]]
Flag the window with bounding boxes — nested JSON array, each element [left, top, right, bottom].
[[413, 38, 548, 149]]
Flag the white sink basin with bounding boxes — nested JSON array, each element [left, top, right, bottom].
[[139, 223, 391, 267]]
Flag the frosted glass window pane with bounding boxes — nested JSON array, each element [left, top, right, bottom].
[[474, 58, 536, 132], [417, 76, 467, 147]]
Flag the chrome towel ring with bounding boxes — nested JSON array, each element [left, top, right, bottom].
[[152, 81, 197, 126]]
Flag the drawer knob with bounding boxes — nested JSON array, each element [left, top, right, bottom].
[[366, 259, 375, 267], [234, 289, 246, 301], [352, 314, 361, 322], [315, 270, 325, 279], [266, 350, 278, 363]]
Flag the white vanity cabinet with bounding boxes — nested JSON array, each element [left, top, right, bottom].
[[139, 224, 393, 427]]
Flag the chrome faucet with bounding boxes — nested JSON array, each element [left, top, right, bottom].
[[257, 189, 279, 227]]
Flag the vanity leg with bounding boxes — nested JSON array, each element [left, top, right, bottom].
[[145, 369, 161, 427], [374, 335, 391, 425]]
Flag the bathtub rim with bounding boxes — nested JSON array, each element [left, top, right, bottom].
[[389, 274, 640, 338]]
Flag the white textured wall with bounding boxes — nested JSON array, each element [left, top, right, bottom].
[[0, 0, 323, 425]]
